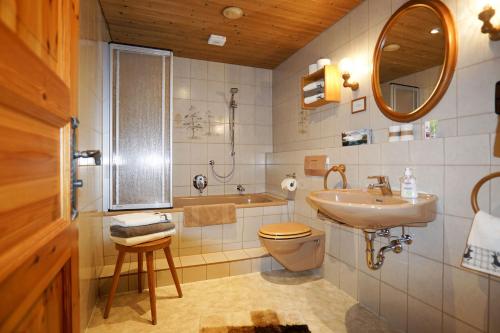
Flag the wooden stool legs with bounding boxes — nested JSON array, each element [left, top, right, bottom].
[[103, 251, 125, 319], [138, 252, 143, 293], [164, 247, 182, 297], [103, 237, 182, 325], [145, 251, 157, 325]]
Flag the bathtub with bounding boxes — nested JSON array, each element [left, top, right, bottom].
[[99, 193, 293, 295], [105, 193, 287, 215], [173, 193, 285, 209], [103, 192, 291, 257]]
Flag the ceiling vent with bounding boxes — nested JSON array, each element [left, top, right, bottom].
[[208, 34, 226, 46]]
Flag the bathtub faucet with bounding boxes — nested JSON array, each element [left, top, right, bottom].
[[236, 184, 245, 195]]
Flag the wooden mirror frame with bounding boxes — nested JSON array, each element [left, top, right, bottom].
[[372, 0, 457, 123]]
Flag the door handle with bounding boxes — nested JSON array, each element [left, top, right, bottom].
[[73, 150, 101, 165], [73, 179, 83, 188]]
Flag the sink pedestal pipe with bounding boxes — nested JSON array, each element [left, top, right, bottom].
[[364, 228, 413, 270]]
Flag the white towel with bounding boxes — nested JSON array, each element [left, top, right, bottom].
[[111, 212, 172, 227], [461, 211, 500, 277], [303, 79, 324, 92], [304, 93, 324, 105], [110, 228, 176, 246]]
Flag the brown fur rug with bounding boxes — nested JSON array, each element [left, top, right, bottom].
[[200, 310, 311, 333], [201, 324, 311, 332]]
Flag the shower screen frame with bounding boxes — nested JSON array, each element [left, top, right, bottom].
[[107, 43, 173, 210]]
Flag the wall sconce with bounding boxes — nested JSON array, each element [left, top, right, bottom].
[[339, 58, 359, 91], [479, 4, 500, 40]]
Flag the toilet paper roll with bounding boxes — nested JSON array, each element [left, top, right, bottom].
[[281, 178, 297, 192]]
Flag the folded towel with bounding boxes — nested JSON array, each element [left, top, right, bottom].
[[111, 212, 172, 227], [304, 93, 324, 105], [110, 222, 175, 238], [461, 211, 500, 277], [303, 79, 324, 92], [304, 86, 324, 98], [110, 228, 176, 246], [183, 203, 236, 227]]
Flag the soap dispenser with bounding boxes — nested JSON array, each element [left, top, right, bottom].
[[400, 167, 417, 199]]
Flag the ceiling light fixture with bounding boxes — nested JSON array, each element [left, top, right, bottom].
[[430, 27, 441, 34], [222, 6, 244, 20], [383, 43, 400, 52]]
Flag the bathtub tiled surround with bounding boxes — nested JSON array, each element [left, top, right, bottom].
[[102, 203, 293, 264], [97, 247, 286, 296], [99, 204, 293, 295], [76, 0, 110, 331], [267, 0, 500, 332], [172, 57, 273, 196]]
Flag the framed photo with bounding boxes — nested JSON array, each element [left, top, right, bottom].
[[351, 96, 366, 113]]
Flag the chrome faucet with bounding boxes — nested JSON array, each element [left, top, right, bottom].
[[367, 176, 392, 196], [236, 184, 245, 195]]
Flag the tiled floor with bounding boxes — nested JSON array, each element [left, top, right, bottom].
[[87, 270, 394, 333]]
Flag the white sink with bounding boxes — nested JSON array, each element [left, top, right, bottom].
[[307, 189, 438, 230]]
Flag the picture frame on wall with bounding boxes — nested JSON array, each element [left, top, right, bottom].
[[351, 96, 366, 113]]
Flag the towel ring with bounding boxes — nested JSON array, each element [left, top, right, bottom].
[[471, 172, 500, 213]]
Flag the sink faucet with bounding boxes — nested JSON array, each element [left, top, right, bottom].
[[236, 184, 245, 195], [367, 176, 392, 196]]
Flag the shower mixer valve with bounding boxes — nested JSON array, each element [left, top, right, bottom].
[[193, 174, 208, 194]]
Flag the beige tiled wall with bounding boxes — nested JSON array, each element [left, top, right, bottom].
[[77, 0, 110, 330], [172, 57, 273, 196], [267, 0, 500, 332]]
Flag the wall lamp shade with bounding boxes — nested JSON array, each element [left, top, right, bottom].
[[479, 4, 500, 40], [338, 58, 359, 91]]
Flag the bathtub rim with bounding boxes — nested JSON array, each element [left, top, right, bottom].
[[103, 192, 288, 215]]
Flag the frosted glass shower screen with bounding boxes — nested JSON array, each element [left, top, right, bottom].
[[110, 44, 172, 209]]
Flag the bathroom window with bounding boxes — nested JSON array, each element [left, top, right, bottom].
[[108, 44, 173, 210]]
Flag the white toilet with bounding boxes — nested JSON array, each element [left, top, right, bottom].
[[258, 222, 325, 272]]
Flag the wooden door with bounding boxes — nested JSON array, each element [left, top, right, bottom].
[[0, 0, 80, 332]]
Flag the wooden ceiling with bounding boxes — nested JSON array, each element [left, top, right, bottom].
[[99, 0, 362, 69], [379, 6, 445, 83]]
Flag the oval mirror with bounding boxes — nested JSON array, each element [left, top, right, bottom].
[[372, 0, 457, 122]]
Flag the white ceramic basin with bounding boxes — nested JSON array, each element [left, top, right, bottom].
[[307, 189, 437, 230]]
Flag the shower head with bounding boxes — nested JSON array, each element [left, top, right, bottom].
[[230, 87, 238, 94]]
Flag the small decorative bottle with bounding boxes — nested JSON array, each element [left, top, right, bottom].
[[400, 167, 417, 199]]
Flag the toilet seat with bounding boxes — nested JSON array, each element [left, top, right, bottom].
[[258, 223, 312, 240]]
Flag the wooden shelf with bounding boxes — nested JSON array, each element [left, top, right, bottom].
[[301, 64, 341, 109]]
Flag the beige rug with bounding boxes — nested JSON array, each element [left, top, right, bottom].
[[199, 309, 311, 333]]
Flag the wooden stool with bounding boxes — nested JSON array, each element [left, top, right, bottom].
[[103, 237, 182, 325]]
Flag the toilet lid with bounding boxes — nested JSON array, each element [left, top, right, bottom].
[[259, 223, 312, 239]]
